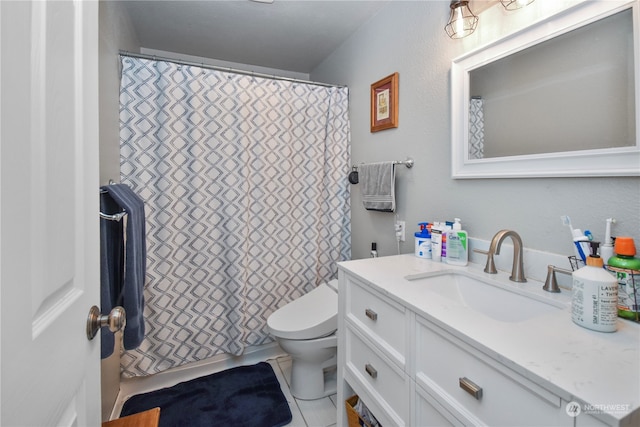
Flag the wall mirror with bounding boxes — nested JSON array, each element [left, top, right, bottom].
[[451, 1, 640, 178]]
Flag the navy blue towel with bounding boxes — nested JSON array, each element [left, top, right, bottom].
[[100, 184, 147, 353], [99, 192, 125, 358]]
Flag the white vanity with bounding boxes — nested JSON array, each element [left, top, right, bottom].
[[336, 255, 640, 426]]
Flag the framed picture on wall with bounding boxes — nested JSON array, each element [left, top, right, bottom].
[[370, 72, 398, 132]]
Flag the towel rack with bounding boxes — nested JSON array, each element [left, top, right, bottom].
[[100, 211, 127, 222], [351, 158, 414, 171], [100, 180, 127, 222]]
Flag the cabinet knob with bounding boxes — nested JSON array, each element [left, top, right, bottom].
[[365, 363, 378, 379], [459, 377, 483, 400], [365, 308, 378, 321]]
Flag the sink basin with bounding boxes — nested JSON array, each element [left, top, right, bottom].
[[405, 271, 565, 323]]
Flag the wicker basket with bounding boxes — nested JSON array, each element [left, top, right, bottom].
[[345, 395, 374, 427]]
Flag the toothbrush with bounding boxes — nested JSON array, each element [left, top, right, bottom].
[[561, 215, 589, 263]]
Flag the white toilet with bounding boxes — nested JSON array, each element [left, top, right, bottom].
[[267, 279, 338, 400]]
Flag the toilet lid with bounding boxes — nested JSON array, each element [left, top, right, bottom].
[[267, 280, 338, 340]]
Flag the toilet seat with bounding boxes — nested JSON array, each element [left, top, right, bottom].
[[267, 280, 338, 340]]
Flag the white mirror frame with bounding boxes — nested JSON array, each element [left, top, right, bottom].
[[451, 0, 640, 179]]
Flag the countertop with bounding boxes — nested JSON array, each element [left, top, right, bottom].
[[338, 254, 640, 426]]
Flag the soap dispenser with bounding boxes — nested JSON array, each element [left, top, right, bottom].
[[572, 242, 618, 332], [446, 218, 468, 266]]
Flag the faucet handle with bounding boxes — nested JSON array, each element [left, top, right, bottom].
[[473, 248, 497, 274], [543, 265, 572, 293]]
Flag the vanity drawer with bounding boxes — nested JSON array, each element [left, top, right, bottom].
[[344, 274, 408, 367], [345, 324, 410, 425], [415, 316, 572, 427]]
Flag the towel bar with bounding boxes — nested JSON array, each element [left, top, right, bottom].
[[100, 180, 127, 221], [351, 158, 414, 171], [100, 211, 127, 221]]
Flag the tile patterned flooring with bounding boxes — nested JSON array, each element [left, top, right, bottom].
[[269, 355, 338, 427]]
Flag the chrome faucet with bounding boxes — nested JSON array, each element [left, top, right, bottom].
[[484, 230, 527, 283]]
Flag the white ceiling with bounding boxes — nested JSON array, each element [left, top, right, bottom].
[[122, 0, 499, 74], [122, 0, 389, 73]]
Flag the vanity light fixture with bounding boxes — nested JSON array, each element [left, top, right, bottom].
[[445, 1, 479, 39], [500, 0, 535, 11]]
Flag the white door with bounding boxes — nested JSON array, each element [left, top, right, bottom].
[[1, 0, 101, 426]]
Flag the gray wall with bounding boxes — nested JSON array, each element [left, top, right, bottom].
[[100, 1, 140, 186], [99, 1, 140, 420], [311, 1, 640, 260]]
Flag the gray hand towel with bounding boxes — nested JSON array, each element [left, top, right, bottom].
[[360, 162, 396, 212]]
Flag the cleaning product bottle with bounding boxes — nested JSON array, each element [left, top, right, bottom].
[[446, 218, 468, 266], [414, 223, 432, 259], [572, 243, 618, 332], [607, 236, 640, 321]]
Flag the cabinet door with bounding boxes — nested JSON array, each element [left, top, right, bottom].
[[345, 325, 410, 425], [415, 316, 573, 427], [414, 381, 463, 427], [344, 274, 409, 368]]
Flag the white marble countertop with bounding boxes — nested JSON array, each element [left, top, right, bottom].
[[338, 254, 640, 426]]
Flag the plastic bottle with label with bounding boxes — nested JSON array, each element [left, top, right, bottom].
[[431, 223, 444, 262], [414, 222, 432, 259], [446, 218, 468, 266], [606, 237, 640, 321], [440, 222, 452, 262], [572, 247, 619, 332]]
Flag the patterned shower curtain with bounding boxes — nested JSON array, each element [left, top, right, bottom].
[[469, 97, 485, 159], [118, 56, 351, 378]]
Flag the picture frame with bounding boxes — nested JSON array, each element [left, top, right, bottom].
[[370, 72, 399, 132]]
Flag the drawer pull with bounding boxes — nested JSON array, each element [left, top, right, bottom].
[[365, 363, 378, 379], [365, 308, 378, 321], [459, 377, 483, 400]]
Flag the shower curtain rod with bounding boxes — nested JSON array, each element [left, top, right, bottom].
[[119, 51, 345, 89]]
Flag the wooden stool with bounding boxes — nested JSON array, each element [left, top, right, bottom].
[[102, 407, 160, 427]]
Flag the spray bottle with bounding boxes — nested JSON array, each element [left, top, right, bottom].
[[599, 218, 616, 265]]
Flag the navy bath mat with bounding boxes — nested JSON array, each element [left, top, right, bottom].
[[120, 362, 292, 427]]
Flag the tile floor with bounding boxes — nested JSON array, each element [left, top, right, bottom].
[[269, 355, 338, 427]]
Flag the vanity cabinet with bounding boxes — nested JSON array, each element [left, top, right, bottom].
[[338, 255, 639, 427], [341, 271, 411, 426], [338, 269, 570, 427], [414, 315, 570, 426]]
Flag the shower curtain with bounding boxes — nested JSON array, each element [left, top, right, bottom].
[[118, 56, 351, 378], [469, 97, 485, 159]]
